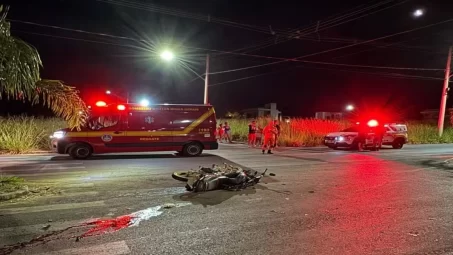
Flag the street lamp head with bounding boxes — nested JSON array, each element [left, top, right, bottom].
[[140, 99, 150, 107], [413, 9, 424, 17], [106, 90, 111, 95], [160, 50, 174, 61], [346, 105, 354, 111]]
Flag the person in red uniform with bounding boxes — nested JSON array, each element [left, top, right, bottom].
[[262, 120, 278, 154], [248, 120, 258, 147]]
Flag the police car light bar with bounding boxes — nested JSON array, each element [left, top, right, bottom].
[[367, 119, 378, 127]]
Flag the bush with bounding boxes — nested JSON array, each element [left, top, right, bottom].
[[0, 116, 66, 154], [220, 117, 453, 147]]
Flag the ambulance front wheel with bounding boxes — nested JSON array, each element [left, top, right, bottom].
[[183, 142, 203, 157], [69, 143, 93, 159]]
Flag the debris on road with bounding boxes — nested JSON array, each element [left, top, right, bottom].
[[171, 163, 268, 192], [163, 203, 176, 209], [270, 173, 276, 176]]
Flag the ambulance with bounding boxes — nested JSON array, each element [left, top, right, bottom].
[[50, 102, 218, 159]]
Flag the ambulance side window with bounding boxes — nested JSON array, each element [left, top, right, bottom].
[[171, 112, 196, 130], [87, 115, 120, 131]]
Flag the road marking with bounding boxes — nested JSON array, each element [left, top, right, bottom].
[[0, 219, 84, 239], [41, 165, 86, 170], [65, 183, 95, 188], [0, 166, 85, 173], [0, 201, 105, 215], [34, 241, 131, 255], [8, 171, 88, 177]]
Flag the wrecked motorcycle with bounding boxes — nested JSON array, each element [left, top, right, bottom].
[[172, 163, 267, 192]]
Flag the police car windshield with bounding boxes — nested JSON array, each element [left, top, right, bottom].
[[342, 127, 359, 132]]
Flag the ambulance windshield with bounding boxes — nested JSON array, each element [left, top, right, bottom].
[[87, 115, 119, 130]]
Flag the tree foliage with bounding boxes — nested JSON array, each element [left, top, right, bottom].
[[0, 5, 87, 128]]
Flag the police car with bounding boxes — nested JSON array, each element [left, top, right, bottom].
[[324, 122, 408, 149]]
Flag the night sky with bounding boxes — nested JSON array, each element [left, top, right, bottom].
[[2, 0, 453, 119]]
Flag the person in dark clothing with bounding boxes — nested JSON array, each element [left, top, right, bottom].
[[248, 120, 258, 147], [357, 122, 369, 152], [371, 124, 386, 151]]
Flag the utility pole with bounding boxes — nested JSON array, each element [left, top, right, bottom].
[[438, 46, 452, 137], [204, 54, 210, 105]]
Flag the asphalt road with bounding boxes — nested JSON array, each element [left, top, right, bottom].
[[1, 144, 453, 255]]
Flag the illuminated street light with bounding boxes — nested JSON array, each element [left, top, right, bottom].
[[106, 90, 111, 94], [413, 9, 424, 17], [160, 50, 174, 61], [140, 99, 150, 107], [158, 49, 210, 105], [346, 105, 354, 111]]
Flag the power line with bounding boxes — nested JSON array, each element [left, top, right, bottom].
[[216, 16, 453, 72], [13, 30, 143, 49], [11, 23, 444, 72], [95, 0, 277, 35], [226, 0, 408, 55], [209, 65, 445, 87]]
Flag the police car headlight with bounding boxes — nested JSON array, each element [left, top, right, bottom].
[[336, 136, 345, 142], [51, 131, 65, 139]]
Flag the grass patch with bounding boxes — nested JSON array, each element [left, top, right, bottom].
[[0, 116, 66, 154], [220, 117, 453, 147], [0, 176, 26, 193]]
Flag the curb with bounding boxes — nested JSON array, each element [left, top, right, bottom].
[[0, 151, 55, 157], [0, 186, 29, 201]]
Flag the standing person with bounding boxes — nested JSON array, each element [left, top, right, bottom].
[[216, 123, 224, 143], [357, 121, 371, 152], [373, 123, 386, 151], [273, 120, 281, 148], [248, 120, 258, 147], [224, 122, 233, 143], [262, 120, 278, 154]]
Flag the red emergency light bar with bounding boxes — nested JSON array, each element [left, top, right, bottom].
[[95, 101, 107, 107], [367, 120, 378, 127]]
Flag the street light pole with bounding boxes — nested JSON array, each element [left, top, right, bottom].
[[204, 54, 210, 105], [438, 46, 452, 137]]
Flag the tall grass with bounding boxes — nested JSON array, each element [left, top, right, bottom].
[[0, 116, 453, 154], [220, 118, 453, 147], [0, 116, 65, 154], [221, 118, 349, 146]]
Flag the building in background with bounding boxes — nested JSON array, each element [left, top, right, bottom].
[[315, 112, 344, 120], [241, 103, 282, 120]]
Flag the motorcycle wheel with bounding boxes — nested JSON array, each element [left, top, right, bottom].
[[172, 171, 199, 182]]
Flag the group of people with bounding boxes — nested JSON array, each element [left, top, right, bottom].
[[216, 122, 233, 143], [356, 121, 386, 151], [248, 119, 281, 154]]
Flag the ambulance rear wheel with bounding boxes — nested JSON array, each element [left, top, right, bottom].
[[183, 142, 203, 157], [69, 143, 92, 159]]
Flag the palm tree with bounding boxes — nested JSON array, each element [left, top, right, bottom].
[[0, 5, 87, 128]]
